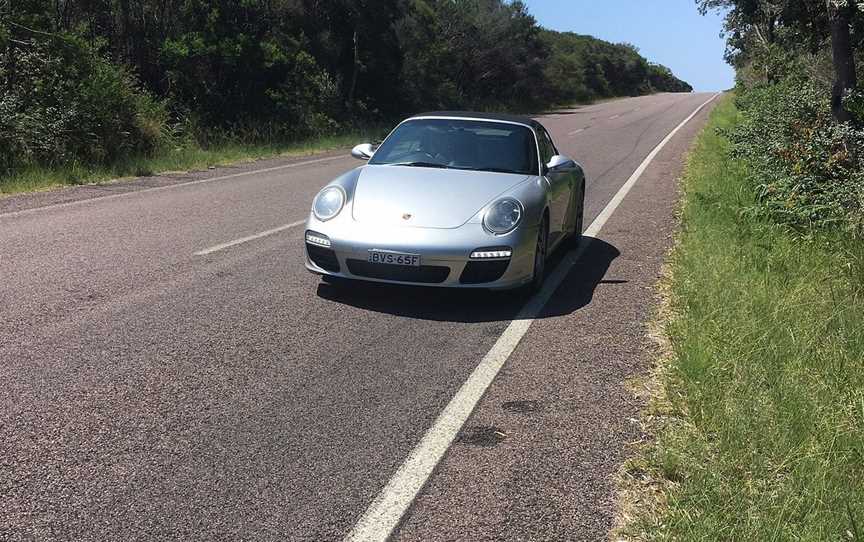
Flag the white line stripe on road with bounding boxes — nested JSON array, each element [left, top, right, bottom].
[[0, 155, 347, 219], [343, 92, 721, 542], [568, 127, 588, 136], [609, 114, 622, 120], [585, 94, 719, 238], [193, 220, 306, 256]]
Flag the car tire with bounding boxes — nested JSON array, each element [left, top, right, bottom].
[[565, 195, 585, 251], [526, 218, 549, 295]]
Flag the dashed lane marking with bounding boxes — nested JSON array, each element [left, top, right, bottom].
[[193, 220, 306, 256]]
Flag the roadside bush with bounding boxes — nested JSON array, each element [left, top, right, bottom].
[[160, 2, 342, 140], [730, 76, 864, 236], [0, 33, 166, 175]]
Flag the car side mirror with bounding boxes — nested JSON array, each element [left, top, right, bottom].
[[351, 143, 375, 160], [545, 155, 575, 174]]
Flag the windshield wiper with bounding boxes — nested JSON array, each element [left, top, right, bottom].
[[384, 162, 521, 174], [386, 161, 449, 169], [460, 166, 522, 174]]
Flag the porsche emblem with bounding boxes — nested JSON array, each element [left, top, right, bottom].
[[402, 213, 413, 221]]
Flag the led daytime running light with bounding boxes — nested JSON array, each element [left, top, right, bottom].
[[470, 249, 512, 259], [305, 231, 331, 247]]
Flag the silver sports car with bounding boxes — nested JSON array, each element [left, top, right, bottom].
[[304, 112, 585, 292]]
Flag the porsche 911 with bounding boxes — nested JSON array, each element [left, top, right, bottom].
[[304, 112, 585, 292]]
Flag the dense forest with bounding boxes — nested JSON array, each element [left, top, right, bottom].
[[0, 0, 692, 178], [700, 0, 864, 235]]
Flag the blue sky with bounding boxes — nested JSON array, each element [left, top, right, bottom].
[[522, 0, 735, 92]]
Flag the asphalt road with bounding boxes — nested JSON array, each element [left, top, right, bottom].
[[0, 92, 717, 541]]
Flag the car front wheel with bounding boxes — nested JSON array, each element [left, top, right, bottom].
[[566, 196, 585, 250], [527, 219, 548, 294]]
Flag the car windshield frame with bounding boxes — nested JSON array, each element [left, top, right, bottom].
[[369, 117, 541, 176]]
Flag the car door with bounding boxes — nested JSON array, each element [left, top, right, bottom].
[[538, 127, 571, 245]]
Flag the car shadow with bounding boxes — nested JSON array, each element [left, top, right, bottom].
[[315, 237, 621, 323]]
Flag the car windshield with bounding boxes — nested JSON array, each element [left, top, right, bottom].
[[369, 118, 539, 175]]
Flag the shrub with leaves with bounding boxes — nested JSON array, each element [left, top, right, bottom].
[[0, 32, 166, 174], [159, 2, 341, 140], [730, 77, 864, 235]]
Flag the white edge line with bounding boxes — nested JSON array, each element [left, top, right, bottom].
[[584, 93, 719, 238], [343, 92, 720, 542], [0, 155, 347, 220], [193, 220, 306, 256]]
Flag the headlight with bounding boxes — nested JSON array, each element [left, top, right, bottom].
[[483, 197, 523, 234], [312, 186, 345, 221]]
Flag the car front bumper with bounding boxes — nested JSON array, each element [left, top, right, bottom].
[[303, 216, 538, 289]]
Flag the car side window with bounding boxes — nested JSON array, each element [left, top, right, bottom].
[[537, 128, 555, 169], [543, 129, 559, 156]]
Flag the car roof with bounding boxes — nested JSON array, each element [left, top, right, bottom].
[[410, 111, 543, 130]]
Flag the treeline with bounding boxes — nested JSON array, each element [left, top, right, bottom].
[[542, 31, 693, 103], [700, 0, 864, 235], [0, 0, 692, 176]]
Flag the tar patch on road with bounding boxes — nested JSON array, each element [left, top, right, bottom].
[[456, 426, 508, 447], [501, 400, 541, 414]]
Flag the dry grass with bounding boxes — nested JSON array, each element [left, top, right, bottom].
[[610, 260, 678, 542]]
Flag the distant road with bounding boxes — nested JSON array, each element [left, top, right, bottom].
[[0, 93, 717, 541]]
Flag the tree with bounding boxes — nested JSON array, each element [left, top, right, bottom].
[[698, 0, 861, 121], [395, 0, 551, 111], [827, 0, 857, 121]]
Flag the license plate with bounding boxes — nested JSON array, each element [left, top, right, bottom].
[[368, 250, 421, 267]]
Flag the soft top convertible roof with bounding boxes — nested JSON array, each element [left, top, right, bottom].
[[411, 111, 543, 130]]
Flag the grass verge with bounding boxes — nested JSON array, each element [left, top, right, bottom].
[[616, 95, 864, 540], [0, 128, 387, 197]]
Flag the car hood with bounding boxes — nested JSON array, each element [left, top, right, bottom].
[[351, 165, 530, 229]]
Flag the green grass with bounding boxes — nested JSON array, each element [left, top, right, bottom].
[[0, 129, 387, 196], [623, 95, 864, 541]]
